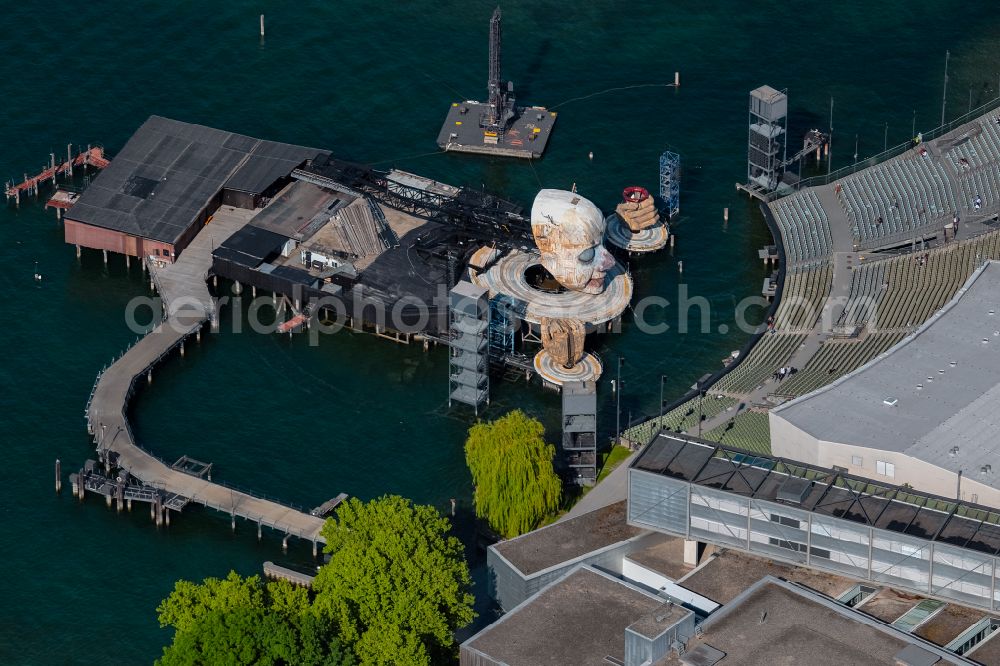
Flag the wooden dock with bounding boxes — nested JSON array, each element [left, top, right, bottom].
[[310, 493, 349, 517], [263, 561, 315, 587], [6, 145, 108, 205], [84, 207, 330, 547]]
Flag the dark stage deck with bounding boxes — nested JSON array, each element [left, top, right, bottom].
[[437, 102, 557, 159]]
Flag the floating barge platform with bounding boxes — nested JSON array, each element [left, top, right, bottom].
[[437, 102, 557, 159]]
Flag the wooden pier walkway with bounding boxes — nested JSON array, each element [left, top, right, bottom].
[[263, 561, 316, 587], [5, 146, 108, 204], [85, 207, 329, 546]]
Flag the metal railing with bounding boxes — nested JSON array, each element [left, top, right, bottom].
[[793, 95, 1000, 192]]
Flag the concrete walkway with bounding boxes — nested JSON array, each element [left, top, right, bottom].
[[150, 207, 253, 321], [696, 251, 859, 433], [559, 450, 637, 522], [88, 208, 327, 544], [814, 184, 857, 253]]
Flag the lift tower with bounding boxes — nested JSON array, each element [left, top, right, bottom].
[[484, 7, 515, 140], [437, 7, 557, 158]]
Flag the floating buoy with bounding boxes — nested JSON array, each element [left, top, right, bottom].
[[33, 261, 42, 281], [588, 151, 594, 161]]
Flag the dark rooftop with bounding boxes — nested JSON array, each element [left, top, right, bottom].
[[212, 224, 289, 268], [625, 537, 696, 581], [491, 501, 643, 576], [679, 549, 857, 605], [633, 433, 1000, 556], [249, 180, 348, 239], [660, 578, 965, 666], [462, 566, 670, 666], [68, 116, 325, 245]]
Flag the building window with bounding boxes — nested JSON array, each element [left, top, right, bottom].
[[770, 514, 801, 528], [767, 537, 831, 560], [155, 249, 160, 256], [877, 460, 895, 478], [852, 455, 863, 466]]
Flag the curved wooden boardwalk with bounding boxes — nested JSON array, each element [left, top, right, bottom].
[[85, 207, 327, 545]]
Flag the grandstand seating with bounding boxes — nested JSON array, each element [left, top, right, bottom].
[[701, 411, 771, 455], [712, 333, 805, 395], [623, 396, 738, 446], [769, 191, 834, 264], [838, 231, 1000, 331], [837, 154, 957, 247], [776, 333, 905, 397], [775, 262, 833, 331], [623, 108, 1000, 459], [946, 117, 1000, 211], [945, 116, 1000, 172]]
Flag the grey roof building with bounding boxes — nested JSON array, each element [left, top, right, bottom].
[[770, 260, 1000, 506], [64, 116, 324, 257]]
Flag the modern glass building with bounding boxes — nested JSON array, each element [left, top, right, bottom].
[[628, 432, 1000, 611]]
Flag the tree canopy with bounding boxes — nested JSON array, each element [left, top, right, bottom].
[[312, 495, 475, 666], [465, 409, 562, 538], [158, 608, 353, 666], [156, 572, 351, 666]]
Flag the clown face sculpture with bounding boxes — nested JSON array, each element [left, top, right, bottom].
[[530, 189, 615, 294]]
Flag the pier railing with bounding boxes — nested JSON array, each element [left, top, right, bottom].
[[89, 323, 314, 520], [794, 95, 1000, 192]]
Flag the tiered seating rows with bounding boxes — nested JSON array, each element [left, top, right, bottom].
[[770, 191, 834, 263]]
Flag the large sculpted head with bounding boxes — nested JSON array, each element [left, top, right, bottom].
[[530, 189, 615, 294]]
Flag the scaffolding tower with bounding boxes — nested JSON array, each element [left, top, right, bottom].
[[562, 381, 598, 485], [448, 282, 490, 414], [658, 150, 681, 218], [745, 85, 788, 194], [488, 294, 516, 360]]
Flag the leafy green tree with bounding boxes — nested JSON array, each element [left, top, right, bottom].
[[312, 495, 475, 666], [156, 572, 352, 666], [157, 571, 267, 634], [465, 409, 561, 538], [158, 608, 353, 666]]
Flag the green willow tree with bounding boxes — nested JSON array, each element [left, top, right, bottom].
[[465, 409, 562, 538], [156, 572, 352, 666], [312, 496, 475, 666]]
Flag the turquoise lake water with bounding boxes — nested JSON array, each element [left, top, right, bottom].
[[1, 1, 998, 662]]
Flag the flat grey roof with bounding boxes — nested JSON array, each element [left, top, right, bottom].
[[249, 180, 347, 240], [67, 115, 324, 245], [660, 578, 967, 666], [462, 566, 669, 666], [773, 261, 1000, 490], [491, 501, 643, 576], [678, 549, 856, 605]]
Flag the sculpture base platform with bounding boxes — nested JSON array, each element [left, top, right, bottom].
[[534, 350, 603, 387], [471, 250, 632, 328], [605, 214, 669, 254]]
